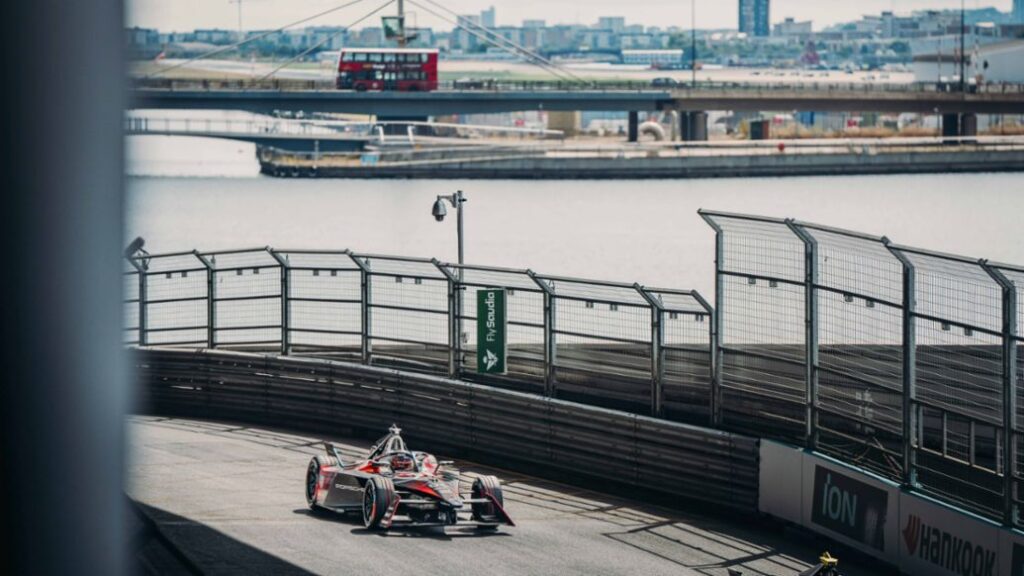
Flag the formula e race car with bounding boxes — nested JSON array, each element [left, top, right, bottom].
[[304, 425, 514, 531]]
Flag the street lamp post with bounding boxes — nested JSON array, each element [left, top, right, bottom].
[[432, 191, 467, 376], [431, 190, 466, 267]]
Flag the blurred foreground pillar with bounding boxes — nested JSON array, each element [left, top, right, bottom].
[[0, 0, 127, 574]]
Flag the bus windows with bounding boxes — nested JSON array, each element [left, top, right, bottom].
[[369, 52, 382, 63], [353, 52, 367, 63]]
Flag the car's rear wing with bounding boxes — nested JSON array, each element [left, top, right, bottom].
[[323, 442, 348, 467]]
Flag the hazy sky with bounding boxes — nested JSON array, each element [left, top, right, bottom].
[[127, 0, 1012, 32]]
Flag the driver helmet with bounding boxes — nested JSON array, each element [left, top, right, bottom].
[[390, 453, 415, 472]]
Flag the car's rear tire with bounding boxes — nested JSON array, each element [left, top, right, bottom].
[[471, 475, 503, 528], [363, 476, 396, 529], [305, 457, 322, 510]]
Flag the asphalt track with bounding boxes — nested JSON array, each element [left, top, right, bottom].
[[128, 416, 886, 576]]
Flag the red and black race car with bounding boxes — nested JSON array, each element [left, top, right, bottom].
[[305, 425, 514, 531]]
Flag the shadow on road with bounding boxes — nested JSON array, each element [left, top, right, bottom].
[[292, 507, 512, 540], [132, 502, 317, 576]]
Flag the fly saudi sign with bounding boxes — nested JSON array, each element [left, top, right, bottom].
[[476, 288, 507, 374]]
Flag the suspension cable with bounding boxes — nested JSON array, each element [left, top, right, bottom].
[[254, 0, 397, 83], [145, 0, 371, 79], [404, 0, 586, 84]]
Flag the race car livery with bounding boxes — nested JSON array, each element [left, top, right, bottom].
[[305, 425, 514, 531]]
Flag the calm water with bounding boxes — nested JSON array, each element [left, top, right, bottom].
[[127, 135, 1024, 299]]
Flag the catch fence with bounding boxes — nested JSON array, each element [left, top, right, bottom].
[[700, 210, 1020, 528], [125, 248, 714, 421]]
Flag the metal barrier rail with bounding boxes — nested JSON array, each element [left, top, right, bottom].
[[699, 210, 1021, 528], [126, 248, 715, 423], [133, 347, 760, 512], [129, 76, 1024, 95]]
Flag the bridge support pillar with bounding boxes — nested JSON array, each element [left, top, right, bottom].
[[941, 113, 960, 138], [679, 111, 708, 142], [627, 111, 639, 143], [959, 113, 977, 137]]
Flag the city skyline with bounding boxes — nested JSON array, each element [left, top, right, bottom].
[[128, 0, 1015, 33]]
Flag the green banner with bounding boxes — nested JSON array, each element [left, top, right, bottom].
[[476, 288, 507, 374]]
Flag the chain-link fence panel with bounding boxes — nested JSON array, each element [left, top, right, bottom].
[[649, 289, 713, 424], [536, 276, 654, 413], [702, 212, 808, 443], [797, 224, 906, 480], [124, 261, 141, 346], [203, 249, 282, 350], [355, 254, 450, 375], [277, 251, 362, 359], [446, 265, 546, 394], [141, 252, 210, 347]]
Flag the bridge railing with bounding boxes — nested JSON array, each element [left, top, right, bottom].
[[699, 210, 1022, 529], [129, 76, 1024, 95]]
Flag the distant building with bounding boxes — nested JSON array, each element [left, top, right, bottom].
[[481, 6, 496, 29], [739, 0, 770, 38], [597, 17, 626, 34], [522, 20, 546, 29], [621, 49, 684, 67], [194, 28, 233, 44], [773, 17, 812, 40], [125, 26, 160, 47], [1015, 0, 1024, 23], [913, 38, 1024, 83]]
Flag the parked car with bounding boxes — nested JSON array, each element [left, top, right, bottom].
[[651, 77, 680, 88]]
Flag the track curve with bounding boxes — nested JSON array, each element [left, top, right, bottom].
[[128, 416, 882, 576]]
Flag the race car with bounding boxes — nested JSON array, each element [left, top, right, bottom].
[[304, 424, 514, 531]]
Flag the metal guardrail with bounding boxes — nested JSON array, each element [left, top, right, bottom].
[[699, 211, 1022, 528], [133, 347, 760, 512], [129, 76, 1024, 95], [125, 249, 714, 420]]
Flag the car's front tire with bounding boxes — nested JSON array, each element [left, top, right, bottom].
[[471, 475, 503, 528], [363, 476, 396, 529]]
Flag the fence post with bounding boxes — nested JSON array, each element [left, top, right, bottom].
[[886, 242, 918, 489], [691, 291, 717, 427], [268, 248, 290, 356], [126, 256, 147, 346], [699, 211, 725, 427], [528, 271, 556, 398], [636, 285, 665, 418], [433, 259, 460, 380], [788, 220, 819, 450], [348, 252, 372, 365], [982, 261, 1018, 527], [195, 251, 216, 349]]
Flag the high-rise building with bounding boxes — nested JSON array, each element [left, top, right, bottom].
[[481, 6, 496, 29], [738, 0, 770, 37], [1014, 0, 1024, 23]]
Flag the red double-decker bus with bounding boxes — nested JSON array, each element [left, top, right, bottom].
[[336, 48, 439, 92]]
